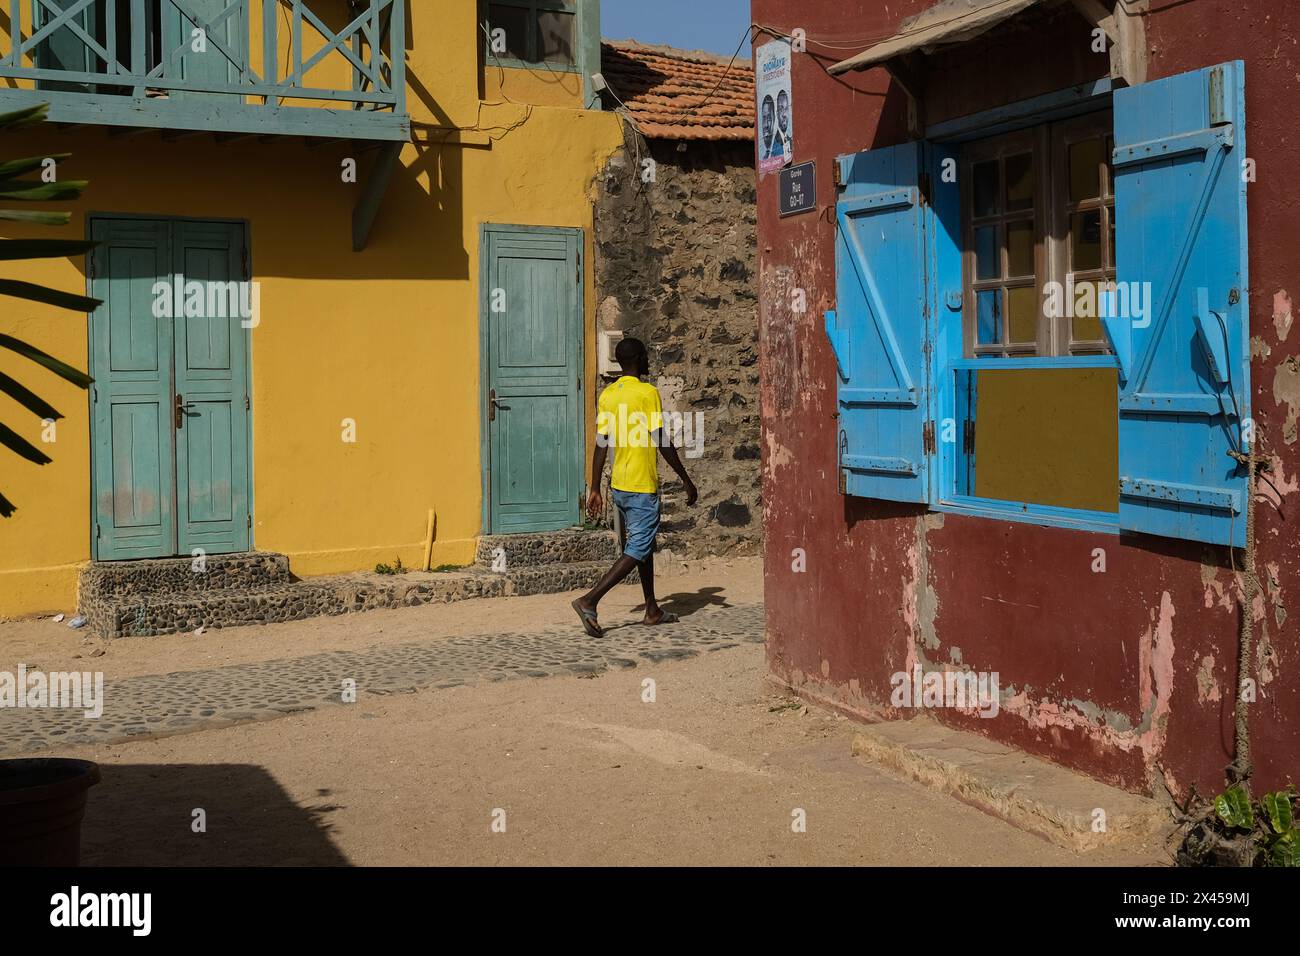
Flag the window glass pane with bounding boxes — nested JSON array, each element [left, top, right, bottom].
[[1006, 286, 1038, 345], [975, 225, 998, 280], [1071, 210, 1103, 271], [1073, 314, 1104, 343], [976, 289, 1001, 345], [487, 4, 530, 60], [1006, 220, 1034, 277], [537, 10, 576, 64], [1069, 138, 1103, 202], [973, 161, 998, 218], [970, 368, 1118, 512], [1004, 153, 1034, 211]]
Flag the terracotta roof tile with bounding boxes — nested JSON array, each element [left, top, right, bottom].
[[600, 40, 755, 142]]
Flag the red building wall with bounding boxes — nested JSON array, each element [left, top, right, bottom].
[[754, 0, 1300, 798]]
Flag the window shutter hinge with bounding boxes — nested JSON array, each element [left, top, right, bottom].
[[837, 468, 846, 495], [923, 420, 936, 455], [833, 159, 844, 188]]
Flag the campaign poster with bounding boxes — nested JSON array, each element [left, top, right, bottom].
[[756, 39, 793, 175]]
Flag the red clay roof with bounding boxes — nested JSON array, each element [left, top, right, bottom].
[[600, 40, 755, 142]]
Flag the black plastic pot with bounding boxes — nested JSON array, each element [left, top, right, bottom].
[[0, 759, 101, 866]]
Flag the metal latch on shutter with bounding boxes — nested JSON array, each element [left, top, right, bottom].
[[837, 429, 847, 494]]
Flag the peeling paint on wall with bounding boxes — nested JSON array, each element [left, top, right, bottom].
[[1001, 591, 1176, 771], [1196, 654, 1221, 703], [1274, 289, 1293, 341], [1272, 354, 1300, 445], [1201, 561, 1237, 612], [1257, 627, 1278, 687], [1265, 561, 1286, 629]]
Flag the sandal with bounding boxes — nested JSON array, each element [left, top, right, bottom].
[[571, 599, 603, 638]]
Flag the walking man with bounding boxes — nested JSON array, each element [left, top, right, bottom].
[[572, 338, 697, 638]]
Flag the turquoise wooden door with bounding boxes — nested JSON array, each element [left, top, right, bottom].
[[90, 218, 176, 558], [90, 217, 251, 560], [173, 221, 251, 556], [482, 225, 583, 533]]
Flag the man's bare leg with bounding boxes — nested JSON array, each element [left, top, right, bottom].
[[638, 553, 667, 624], [572, 554, 639, 635]]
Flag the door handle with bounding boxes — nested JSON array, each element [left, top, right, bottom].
[[488, 389, 509, 422], [174, 394, 196, 428]]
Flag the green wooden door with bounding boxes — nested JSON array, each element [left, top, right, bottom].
[[173, 220, 251, 556], [90, 217, 251, 560], [90, 218, 176, 559], [482, 226, 583, 533]]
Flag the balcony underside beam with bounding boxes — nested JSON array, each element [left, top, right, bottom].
[[0, 88, 409, 142], [351, 140, 403, 252]]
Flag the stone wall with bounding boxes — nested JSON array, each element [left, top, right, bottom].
[[593, 130, 760, 558]]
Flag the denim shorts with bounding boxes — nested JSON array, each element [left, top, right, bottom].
[[612, 489, 660, 561]]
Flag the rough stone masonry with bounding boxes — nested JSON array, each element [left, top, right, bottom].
[[593, 132, 760, 558]]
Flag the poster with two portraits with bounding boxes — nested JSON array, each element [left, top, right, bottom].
[[756, 38, 793, 175]]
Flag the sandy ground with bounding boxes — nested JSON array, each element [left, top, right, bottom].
[[0, 556, 764, 680], [8, 556, 1171, 866], [57, 642, 1170, 866]]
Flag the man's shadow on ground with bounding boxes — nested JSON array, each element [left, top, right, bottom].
[[601, 587, 732, 632]]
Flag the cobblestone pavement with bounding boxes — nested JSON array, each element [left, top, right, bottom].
[[1, 602, 765, 755]]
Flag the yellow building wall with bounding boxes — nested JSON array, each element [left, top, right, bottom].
[[0, 1, 623, 617]]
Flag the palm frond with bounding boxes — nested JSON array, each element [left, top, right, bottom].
[[0, 279, 100, 312], [0, 238, 96, 260], [0, 153, 71, 180], [0, 370, 62, 421], [0, 334, 94, 387]]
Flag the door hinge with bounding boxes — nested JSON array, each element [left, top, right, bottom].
[[247, 513, 252, 529], [963, 418, 975, 455], [919, 172, 932, 207], [95, 523, 101, 539], [87, 254, 94, 279], [243, 247, 251, 276], [244, 393, 250, 410], [923, 420, 936, 455], [833, 159, 844, 188], [577, 372, 581, 392]]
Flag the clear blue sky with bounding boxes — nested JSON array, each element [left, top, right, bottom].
[[601, 0, 752, 58]]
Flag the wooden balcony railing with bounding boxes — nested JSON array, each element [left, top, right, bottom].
[[0, 0, 408, 140]]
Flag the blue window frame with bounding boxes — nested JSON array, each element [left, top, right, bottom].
[[827, 62, 1250, 548]]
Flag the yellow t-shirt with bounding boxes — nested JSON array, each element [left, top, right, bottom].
[[596, 376, 664, 494]]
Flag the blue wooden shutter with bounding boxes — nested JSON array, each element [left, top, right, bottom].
[[1108, 61, 1250, 548], [824, 142, 931, 503]]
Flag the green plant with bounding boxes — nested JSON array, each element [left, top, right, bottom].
[[375, 556, 407, 575], [431, 563, 466, 573], [0, 102, 98, 517], [1179, 785, 1299, 867]]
